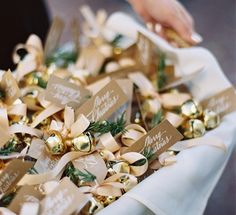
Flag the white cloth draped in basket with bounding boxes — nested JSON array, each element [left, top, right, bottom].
[[97, 13, 236, 215]]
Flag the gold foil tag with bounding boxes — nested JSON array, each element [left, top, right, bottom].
[[8, 185, 44, 214], [39, 177, 89, 215], [201, 87, 236, 117], [0, 159, 34, 195], [124, 120, 183, 159], [45, 75, 91, 109], [76, 80, 128, 121], [0, 70, 20, 105]]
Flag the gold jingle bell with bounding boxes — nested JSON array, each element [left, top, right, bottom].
[[81, 197, 104, 215], [24, 71, 48, 87], [71, 132, 94, 153], [9, 115, 29, 126], [203, 109, 220, 130], [32, 112, 51, 130], [182, 119, 206, 139], [142, 99, 161, 118], [181, 99, 203, 119], [96, 195, 116, 207], [112, 161, 130, 174], [118, 175, 137, 192], [45, 130, 66, 155]]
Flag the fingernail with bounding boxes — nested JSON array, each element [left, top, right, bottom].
[[191, 32, 203, 43], [154, 23, 162, 33]]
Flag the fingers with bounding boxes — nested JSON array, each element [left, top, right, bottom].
[[165, 1, 202, 44]]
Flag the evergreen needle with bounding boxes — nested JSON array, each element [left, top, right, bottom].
[[87, 112, 126, 136]]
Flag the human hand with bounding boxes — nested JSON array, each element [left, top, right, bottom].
[[128, 0, 202, 45]]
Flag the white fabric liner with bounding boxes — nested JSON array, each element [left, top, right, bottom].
[[97, 13, 236, 215]]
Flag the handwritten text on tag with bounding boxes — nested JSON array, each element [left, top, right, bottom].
[[76, 80, 128, 121], [45, 75, 91, 109], [124, 120, 183, 159]]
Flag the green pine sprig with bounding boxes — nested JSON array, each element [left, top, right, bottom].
[[33, 73, 47, 89], [150, 110, 163, 128], [0, 192, 15, 207], [45, 47, 78, 68], [64, 163, 96, 185], [130, 158, 147, 166], [0, 139, 18, 156], [142, 147, 155, 161], [157, 53, 167, 90], [87, 112, 126, 136]]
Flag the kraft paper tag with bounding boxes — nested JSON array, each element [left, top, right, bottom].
[[8, 185, 44, 214], [124, 120, 183, 159], [0, 70, 20, 105], [201, 87, 236, 117], [76, 80, 128, 122], [34, 151, 60, 174], [44, 75, 91, 109], [39, 177, 89, 215], [72, 152, 107, 183], [0, 159, 34, 195], [27, 138, 45, 159], [136, 32, 157, 74], [116, 79, 133, 124]]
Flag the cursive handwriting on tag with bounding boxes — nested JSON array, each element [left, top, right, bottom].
[[0, 159, 34, 195], [201, 87, 236, 117], [39, 177, 88, 215], [45, 75, 91, 109], [124, 120, 183, 159], [76, 80, 128, 122]]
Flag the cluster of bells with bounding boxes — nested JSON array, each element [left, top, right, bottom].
[[180, 99, 220, 138], [80, 174, 136, 215], [45, 131, 95, 155]]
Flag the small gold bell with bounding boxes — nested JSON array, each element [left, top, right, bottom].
[[71, 132, 94, 153], [45, 130, 66, 155], [142, 99, 161, 118], [84, 197, 104, 215], [182, 119, 206, 139], [24, 71, 48, 88], [112, 161, 130, 174], [9, 115, 29, 126], [97, 195, 116, 207], [118, 175, 137, 192], [203, 109, 220, 130], [181, 99, 203, 119], [32, 112, 51, 130]]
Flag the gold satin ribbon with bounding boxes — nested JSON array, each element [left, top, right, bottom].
[[120, 152, 148, 177], [18, 151, 92, 186], [31, 104, 63, 128], [121, 124, 147, 147], [79, 173, 137, 197]]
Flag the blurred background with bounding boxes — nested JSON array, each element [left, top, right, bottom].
[[0, 0, 235, 214]]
